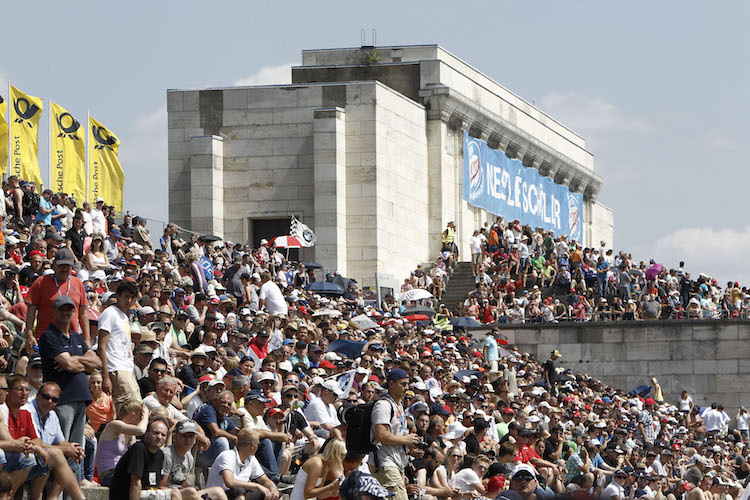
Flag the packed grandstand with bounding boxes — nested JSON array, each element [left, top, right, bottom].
[[0, 177, 744, 500]]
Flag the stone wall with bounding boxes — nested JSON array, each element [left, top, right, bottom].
[[472, 320, 750, 412]]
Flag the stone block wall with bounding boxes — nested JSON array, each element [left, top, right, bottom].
[[478, 320, 750, 413]]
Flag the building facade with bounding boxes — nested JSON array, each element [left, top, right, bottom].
[[167, 45, 613, 290]]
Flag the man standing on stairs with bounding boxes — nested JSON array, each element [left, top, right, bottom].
[[442, 221, 458, 260], [470, 230, 483, 276]]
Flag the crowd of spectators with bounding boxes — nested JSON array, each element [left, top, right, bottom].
[[0, 178, 744, 500], [410, 217, 750, 324]]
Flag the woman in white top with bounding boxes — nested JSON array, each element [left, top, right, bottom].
[[290, 437, 346, 500], [84, 233, 110, 274], [737, 408, 749, 438], [431, 446, 464, 497], [679, 391, 694, 413]]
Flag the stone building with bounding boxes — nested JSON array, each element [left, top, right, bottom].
[[167, 45, 613, 291]]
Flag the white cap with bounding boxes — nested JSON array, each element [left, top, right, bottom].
[[510, 464, 537, 479], [444, 421, 469, 440], [257, 371, 275, 383], [527, 415, 541, 423], [322, 380, 343, 397]]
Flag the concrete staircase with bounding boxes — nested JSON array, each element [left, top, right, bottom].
[[439, 262, 475, 308]]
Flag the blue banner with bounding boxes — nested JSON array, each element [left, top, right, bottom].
[[463, 131, 583, 242]]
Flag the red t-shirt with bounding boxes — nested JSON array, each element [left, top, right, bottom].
[[514, 445, 540, 463], [27, 275, 88, 339], [7, 409, 38, 440]]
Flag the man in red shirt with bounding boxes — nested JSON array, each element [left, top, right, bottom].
[[24, 248, 90, 347], [5, 375, 85, 500]]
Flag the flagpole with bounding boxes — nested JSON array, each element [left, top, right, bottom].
[[7, 81, 10, 180], [85, 111, 89, 203], [49, 98, 52, 191]]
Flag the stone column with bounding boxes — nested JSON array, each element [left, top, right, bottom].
[[189, 135, 224, 237], [313, 107, 347, 275]]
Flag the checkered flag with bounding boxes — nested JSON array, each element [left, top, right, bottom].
[[290, 216, 316, 247]]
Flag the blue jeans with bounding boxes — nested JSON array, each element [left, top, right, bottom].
[[597, 276, 607, 298], [55, 402, 87, 480], [83, 434, 96, 481], [256, 438, 283, 482], [0, 449, 36, 472], [196, 436, 230, 468]]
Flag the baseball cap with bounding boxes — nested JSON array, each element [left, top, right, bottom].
[[386, 368, 409, 383], [191, 347, 208, 358], [174, 420, 199, 434], [28, 355, 42, 367], [256, 371, 275, 383], [340, 472, 393, 500], [208, 379, 225, 388], [322, 380, 343, 397], [245, 390, 271, 403], [53, 295, 76, 309], [54, 248, 76, 266], [511, 464, 537, 479]]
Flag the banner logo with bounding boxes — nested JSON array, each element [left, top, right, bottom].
[[92, 124, 117, 150], [13, 97, 40, 127], [467, 139, 483, 201], [0, 95, 4, 105], [56, 112, 82, 140], [568, 193, 582, 242]]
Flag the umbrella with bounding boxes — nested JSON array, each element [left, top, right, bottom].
[[402, 305, 436, 317], [328, 339, 367, 359], [302, 261, 323, 269], [450, 317, 482, 328], [351, 314, 379, 330], [645, 264, 663, 281], [400, 289, 433, 302], [453, 369, 482, 382], [270, 235, 305, 248], [305, 282, 345, 295], [329, 276, 356, 290], [312, 308, 342, 318], [404, 314, 430, 322], [629, 385, 653, 397]]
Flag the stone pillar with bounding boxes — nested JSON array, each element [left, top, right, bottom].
[[189, 135, 224, 237], [313, 107, 347, 275]]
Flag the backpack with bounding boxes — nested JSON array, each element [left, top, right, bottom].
[[22, 191, 40, 216], [344, 400, 393, 458]]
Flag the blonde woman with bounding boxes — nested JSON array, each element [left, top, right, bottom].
[[430, 446, 463, 497], [290, 437, 346, 500], [95, 400, 148, 486]]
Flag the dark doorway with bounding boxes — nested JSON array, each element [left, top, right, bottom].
[[250, 218, 299, 261]]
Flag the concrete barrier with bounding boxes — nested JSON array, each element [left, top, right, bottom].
[[468, 319, 750, 412]]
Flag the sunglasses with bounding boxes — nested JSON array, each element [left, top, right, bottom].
[[283, 394, 298, 399], [151, 368, 167, 374], [40, 393, 59, 403], [515, 474, 535, 482]]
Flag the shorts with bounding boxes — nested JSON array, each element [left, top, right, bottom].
[[0, 450, 36, 472], [472, 253, 482, 265], [110, 370, 142, 414], [140, 490, 173, 500], [370, 465, 408, 500]]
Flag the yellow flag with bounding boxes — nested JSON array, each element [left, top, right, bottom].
[[9, 85, 43, 186], [88, 116, 124, 212], [50, 102, 86, 202], [0, 94, 7, 174]]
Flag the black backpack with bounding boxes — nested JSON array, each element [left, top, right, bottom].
[[344, 400, 393, 457], [22, 191, 40, 216]]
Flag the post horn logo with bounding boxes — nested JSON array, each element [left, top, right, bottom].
[[92, 124, 117, 151], [13, 97, 40, 128], [0, 95, 4, 105], [56, 113, 82, 140]]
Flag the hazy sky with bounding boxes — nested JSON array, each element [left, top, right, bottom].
[[2, 1, 749, 284]]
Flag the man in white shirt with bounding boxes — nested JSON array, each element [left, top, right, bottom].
[[454, 453, 490, 495], [258, 271, 287, 316], [304, 380, 342, 439], [90, 198, 107, 235], [469, 230, 482, 276], [600, 469, 629, 500], [98, 281, 142, 414], [206, 429, 280, 500], [703, 404, 723, 433]]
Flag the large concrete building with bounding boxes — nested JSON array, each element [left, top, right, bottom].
[[167, 45, 613, 291]]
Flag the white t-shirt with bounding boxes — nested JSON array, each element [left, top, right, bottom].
[[738, 412, 749, 431], [259, 281, 287, 316], [206, 449, 264, 490], [679, 396, 692, 412], [91, 208, 107, 235], [454, 468, 482, 493], [142, 395, 187, 422], [82, 211, 94, 235], [703, 409, 722, 432], [304, 398, 340, 428], [469, 236, 482, 255], [99, 305, 134, 372]]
